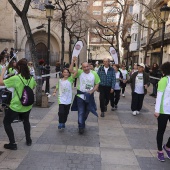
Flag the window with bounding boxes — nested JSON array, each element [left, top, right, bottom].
[[92, 46, 100, 51], [103, 16, 117, 23], [102, 36, 113, 41], [103, 7, 118, 14], [91, 38, 100, 42], [131, 33, 137, 42], [93, 1, 102, 6], [134, 13, 138, 21], [91, 28, 100, 33], [129, 5, 133, 14], [128, 28, 131, 33], [104, 1, 113, 5], [93, 11, 101, 15]]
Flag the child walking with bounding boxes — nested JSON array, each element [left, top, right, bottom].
[[53, 57, 78, 129]]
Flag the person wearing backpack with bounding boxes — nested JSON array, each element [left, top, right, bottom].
[[0, 58, 36, 150]]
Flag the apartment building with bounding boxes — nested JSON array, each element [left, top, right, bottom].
[[87, 0, 119, 62], [129, 0, 141, 64], [0, 0, 87, 65], [137, 0, 170, 66]]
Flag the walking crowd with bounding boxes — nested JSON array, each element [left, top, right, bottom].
[[0, 47, 170, 163]]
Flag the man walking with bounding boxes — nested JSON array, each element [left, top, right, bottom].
[[97, 58, 116, 117], [70, 59, 100, 134], [128, 63, 150, 116]]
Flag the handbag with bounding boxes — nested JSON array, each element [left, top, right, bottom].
[[0, 88, 12, 107]]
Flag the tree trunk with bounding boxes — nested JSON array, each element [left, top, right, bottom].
[[144, 32, 156, 64], [115, 35, 120, 63], [144, 45, 148, 64], [21, 15, 42, 106], [61, 12, 66, 70], [69, 33, 72, 64]]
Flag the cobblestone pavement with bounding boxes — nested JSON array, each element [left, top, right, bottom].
[[0, 76, 170, 170]]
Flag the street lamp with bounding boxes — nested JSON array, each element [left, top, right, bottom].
[[87, 48, 90, 62], [160, 4, 170, 65], [126, 34, 131, 70], [44, 1, 55, 93]]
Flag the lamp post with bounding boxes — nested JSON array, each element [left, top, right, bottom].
[[160, 4, 170, 65], [87, 48, 90, 62], [44, 1, 55, 93], [126, 34, 131, 70]]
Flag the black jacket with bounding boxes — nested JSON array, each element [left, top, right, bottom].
[[128, 71, 150, 95]]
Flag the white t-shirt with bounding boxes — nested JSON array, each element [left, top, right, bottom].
[[155, 76, 170, 114], [57, 76, 74, 104], [120, 69, 128, 80], [94, 67, 99, 73], [104, 67, 109, 75], [134, 73, 144, 94], [114, 72, 121, 90], [77, 69, 100, 100]]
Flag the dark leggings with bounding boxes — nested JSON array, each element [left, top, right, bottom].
[[3, 108, 31, 144], [121, 83, 126, 94], [74, 78, 77, 87], [110, 90, 121, 107], [58, 104, 71, 123], [157, 114, 170, 151]]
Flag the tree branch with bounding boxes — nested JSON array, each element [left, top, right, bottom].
[[8, 0, 22, 16]]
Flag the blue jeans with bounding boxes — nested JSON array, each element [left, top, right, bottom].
[[77, 97, 89, 128]]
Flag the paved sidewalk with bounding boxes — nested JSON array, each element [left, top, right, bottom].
[[0, 76, 169, 170]]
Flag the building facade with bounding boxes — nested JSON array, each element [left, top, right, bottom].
[[123, 0, 170, 66], [120, 0, 134, 66], [0, 0, 87, 66], [87, 0, 119, 62]]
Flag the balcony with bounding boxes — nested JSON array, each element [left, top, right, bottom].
[[150, 31, 170, 45]]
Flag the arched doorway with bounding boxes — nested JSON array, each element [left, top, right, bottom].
[[36, 43, 48, 63], [25, 31, 60, 65]]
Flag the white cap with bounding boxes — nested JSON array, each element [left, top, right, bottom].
[[138, 63, 145, 68]]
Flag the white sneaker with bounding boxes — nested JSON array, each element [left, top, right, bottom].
[[136, 111, 140, 114], [122, 94, 125, 97], [132, 111, 137, 116]]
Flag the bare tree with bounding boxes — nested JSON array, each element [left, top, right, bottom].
[[89, 0, 129, 63], [8, 0, 42, 106], [54, 0, 87, 69], [131, 0, 162, 63], [65, 4, 89, 63]]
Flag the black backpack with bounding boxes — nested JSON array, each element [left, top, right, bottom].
[[16, 76, 34, 106]]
